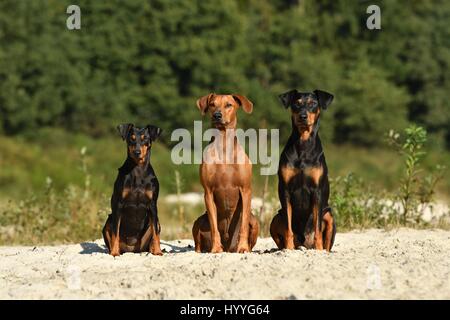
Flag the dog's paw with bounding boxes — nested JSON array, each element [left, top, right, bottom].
[[284, 236, 295, 250], [236, 242, 250, 253], [150, 250, 163, 256], [237, 246, 250, 253], [314, 240, 324, 251], [210, 246, 224, 254], [110, 250, 121, 257]]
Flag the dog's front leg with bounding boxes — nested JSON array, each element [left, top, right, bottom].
[[284, 192, 295, 250], [236, 187, 251, 253], [140, 202, 163, 255], [312, 189, 324, 250], [204, 189, 223, 253], [110, 214, 121, 257], [149, 201, 162, 255]]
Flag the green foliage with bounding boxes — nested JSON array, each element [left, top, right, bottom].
[[327, 125, 448, 231], [330, 173, 391, 230], [0, 156, 109, 245], [334, 62, 410, 145], [0, 1, 449, 147], [388, 125, 446, 224]]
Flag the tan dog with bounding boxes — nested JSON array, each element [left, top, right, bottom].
[[192, 93, 259, 253]]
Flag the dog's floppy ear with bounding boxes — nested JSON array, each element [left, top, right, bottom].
[[146, 125, 162, 141], [278, 89, 298, 109], [196, 93, 215, 115], [232, 94, 253, 114], [314, 89, 334, 110], [117, 123, 133, 140]]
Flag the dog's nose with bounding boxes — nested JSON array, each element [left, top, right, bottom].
[[134, 149, 141, 157], [299, 112, 308, 122], [213, 111, 222, 121]]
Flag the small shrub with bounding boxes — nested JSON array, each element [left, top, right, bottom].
[[0, 147, 109, 245], [330, 173, 393, 230], [388, 125, 446, 224]]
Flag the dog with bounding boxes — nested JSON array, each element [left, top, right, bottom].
[[102, 123, 163, 256], [192, 93, 259, 253], [270, 89, 336, 251]]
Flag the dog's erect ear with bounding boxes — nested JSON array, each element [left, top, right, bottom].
[[232, 94, 253, 114], [196, 93, 215, 115], [278, 89, 298, 109], [314, 90, 334, 110], [117, 123, 134, 140], [146, 125, 162, 141]]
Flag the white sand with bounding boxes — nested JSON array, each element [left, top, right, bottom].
[[0, 228, 449, 300]]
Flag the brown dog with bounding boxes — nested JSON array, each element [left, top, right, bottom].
[[192, 93, 259, 253]]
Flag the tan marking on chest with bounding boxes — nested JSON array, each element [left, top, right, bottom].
[[299, 129, 313, 141], [280, 166, 299, 184], [122, 188, 131, 199], [304, 166, 323, 185], [145, 190, 153, 200]]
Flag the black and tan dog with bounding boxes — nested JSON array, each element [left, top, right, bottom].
[[103, 123, 163, 256], [270, 89, 336, 251], [192, 93, 259, 253]]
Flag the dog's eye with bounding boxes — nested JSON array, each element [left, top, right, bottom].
[[308, 101, 318, 110], [226, 103, 232, 108]]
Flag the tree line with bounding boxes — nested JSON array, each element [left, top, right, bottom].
[[0, 0, 448, 149]]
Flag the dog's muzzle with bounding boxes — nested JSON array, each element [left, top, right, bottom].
[[133, 149, 141, 157], [212, 111, 222, 122], [299, 112, 308, 123]]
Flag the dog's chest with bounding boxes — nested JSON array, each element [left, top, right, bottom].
[[203, 140, 250, 164], [202, 163, 250, 188], [121, 173, 154, 206], [280, 163, 322, 191], [118, 174, 154, 233]]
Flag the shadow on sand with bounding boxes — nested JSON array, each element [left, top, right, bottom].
[[78, 241, 195, 255], [160, 241, 195, 254], [79, 242, 108, 254]]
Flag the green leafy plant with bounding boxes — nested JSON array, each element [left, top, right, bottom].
[[0, 148, 109, 245], [330, 125, 447, 230], [330, 173, 391, 230], [388, 125, 446, 224]]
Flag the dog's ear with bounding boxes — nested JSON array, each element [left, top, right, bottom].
[[146, 125, 162, 141], [232, 94, 253, 114], [278, 89, 298, 109], [314, 90, 334, 110], [117, 123, 133, 140], [196, 93, 215, 115]]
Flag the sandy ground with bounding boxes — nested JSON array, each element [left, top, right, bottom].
[[0, 228, 449, 300]]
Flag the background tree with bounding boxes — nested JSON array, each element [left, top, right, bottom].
[[0, 0, 448, 148]]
